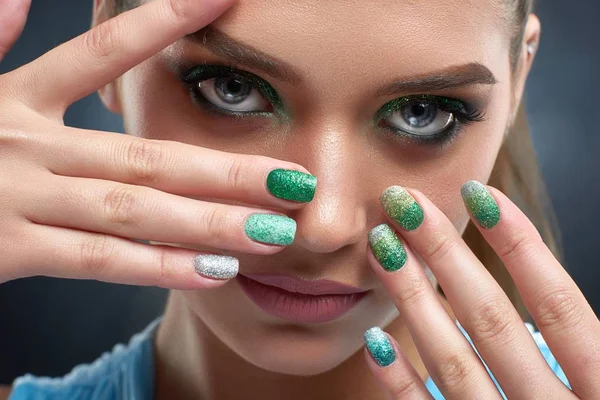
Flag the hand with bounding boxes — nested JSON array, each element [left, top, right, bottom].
[[363, 183, 599, 399], [0, 0, 317, 289]]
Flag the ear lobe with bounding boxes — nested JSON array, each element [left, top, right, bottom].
[[510, 14, 541, 120], [92, 0, 123, 115]]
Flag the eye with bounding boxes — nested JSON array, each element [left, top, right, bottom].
[[383, 99, 454, 136], [196, 75, 271, 113]]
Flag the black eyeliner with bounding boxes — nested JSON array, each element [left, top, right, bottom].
[[181, 64, 286, 117]]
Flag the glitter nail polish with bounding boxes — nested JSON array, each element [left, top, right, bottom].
[[368, 224, 407, 272], [461, 180, 500, 229], [381, 186, 424, 231], [364, 327, 396, 367], [194, 254, 239, 279], [266, 169, 317, 203], [245, 214, 297, 246]]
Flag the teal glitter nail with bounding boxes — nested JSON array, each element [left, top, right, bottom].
[[368, 224, 407, 272], [245, 214, 296, 246], [267, 169, 317, 203], [461, 180, 500, 229], [364, 327, 396, 367], [381, 186, 424, 231]]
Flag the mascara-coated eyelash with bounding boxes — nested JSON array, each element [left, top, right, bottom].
[[376, 94, 485, 144], [181, 64, 284, 117]]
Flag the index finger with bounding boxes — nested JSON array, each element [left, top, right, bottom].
[[14, 0, 234, 112]]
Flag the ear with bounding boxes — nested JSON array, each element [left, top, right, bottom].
[[92, 0, 123, 114], [512, 14, 541, 112]]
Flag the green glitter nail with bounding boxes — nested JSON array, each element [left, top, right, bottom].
[[381, 186, 424, 231], [368, 224, 407, 272], [461, 180, 500, 229], [245, 214, 296, 246], [267, 169, 317, 203], [364, 327, 396, 367]]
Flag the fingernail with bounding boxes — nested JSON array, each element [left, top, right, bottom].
[[364, 327, 396, 367], [245, 214, 296, 246], [461, 180, 500, 229], [267, 169, 317, 203], [368, 224, 407, 272], [194, 254, 239, 279], [381, 186, 424, 231]]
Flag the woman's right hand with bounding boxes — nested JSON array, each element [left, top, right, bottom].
[[0, 0, 316, 289]]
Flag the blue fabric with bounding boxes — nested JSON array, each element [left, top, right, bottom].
[[9, 320, 571, 399]]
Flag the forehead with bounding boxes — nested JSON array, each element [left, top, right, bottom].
[[210, 0, 510, 86]]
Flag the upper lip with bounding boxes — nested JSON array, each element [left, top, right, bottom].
[[240, 273, 367, 296]]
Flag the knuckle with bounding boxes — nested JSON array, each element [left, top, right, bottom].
[[534, 288, 583, 331], [79, 234, 113, 276], [393, 272, 430, 307], [166, 0, 193, 22], [422, 234, 456, 264], [435, 352, 476, 391], [497, 232, 536, 261], [84, 18, 120, 59], [197, 206, 227, 240], [226, 156, 246, 192], [125, 139, 167, 184], [155, 249, 172, 287], [466, 298, 518, 346], [103, 185, 139, 225], [389, 377, 423, 398]]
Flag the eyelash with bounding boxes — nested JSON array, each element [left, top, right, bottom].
[[376, 95, 485, 145], [181, 63, 282, 118], [180, 64, 485, 145]]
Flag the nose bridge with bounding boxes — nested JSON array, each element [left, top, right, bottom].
[[287, 120, 368, 253]]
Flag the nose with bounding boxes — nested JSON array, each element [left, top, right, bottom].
[[286, 123, 367, 253]]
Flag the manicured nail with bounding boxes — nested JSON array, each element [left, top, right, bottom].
[[461, 180, 500, 229], [364, 327, 396, 367], [194, 254, 239, 280], [245, 214, 296, 246], [267, 169, 317, 203], [381, 186, 424, 231], [368, 224, 407, 272]]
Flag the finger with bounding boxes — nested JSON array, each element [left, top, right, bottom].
[[42, 128, 316, 208], [21, 223, 239, 289], [15, 0, 235, 112], [379, 186, 574, 398], [367, 224, 503, 399], [0, 0, 30, 62], [25, 175, 298, 254], [363, 327, 433, 399], [462, 181, 600, 398]]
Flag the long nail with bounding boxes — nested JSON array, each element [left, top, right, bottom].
[[381, 186, 424, 231], [461, 180, 500, 229], [194, 254, 239, 279], [364, 327, 396, 367], [267, 169, 317, 203], [245, 214, 297, 246], [368, 224, 407, 272]]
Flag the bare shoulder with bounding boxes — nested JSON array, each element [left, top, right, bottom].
[[0, 385, 12, 399]]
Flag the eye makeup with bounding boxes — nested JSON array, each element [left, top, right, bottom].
[[374, 94, 485, 145], [181, 64, 286, 118], [179, 63, 486, 148]]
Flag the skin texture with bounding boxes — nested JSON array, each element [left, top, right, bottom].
[[92, 0, 539, 398]]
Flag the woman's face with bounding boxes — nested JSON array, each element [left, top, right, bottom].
[[108, 0, 529, 376]]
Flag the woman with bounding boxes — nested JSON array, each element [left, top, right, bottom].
[[0, 0, 598, 398]]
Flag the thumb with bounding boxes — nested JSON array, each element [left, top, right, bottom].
[[0, 0, 31, 62]]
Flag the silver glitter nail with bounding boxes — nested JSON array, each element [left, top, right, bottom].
[[194, 254, 239, 280]]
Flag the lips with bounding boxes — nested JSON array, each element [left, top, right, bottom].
[[236, 273, 369, 323]]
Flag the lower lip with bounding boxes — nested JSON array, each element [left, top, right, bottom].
[[236, 275, 368, 323]]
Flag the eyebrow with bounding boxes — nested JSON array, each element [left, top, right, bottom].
[[375, 63, 498, 97], [185, 26, 303, 85], [185, 27, 497, 95]]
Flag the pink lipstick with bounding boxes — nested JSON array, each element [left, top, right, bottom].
[[236, 273, 369, 323]]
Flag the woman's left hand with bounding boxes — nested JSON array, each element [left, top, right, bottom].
[[363, 182, 600, 399]]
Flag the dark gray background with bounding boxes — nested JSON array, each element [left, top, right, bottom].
[[0, 0, 598, 383]]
